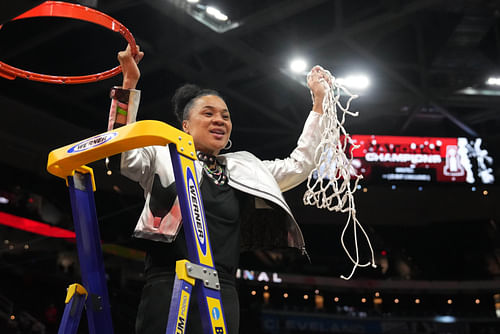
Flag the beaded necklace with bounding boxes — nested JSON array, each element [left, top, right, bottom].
[[197, 151, 227, 186]]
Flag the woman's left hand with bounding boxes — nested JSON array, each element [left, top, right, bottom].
[[307, 65, 331, 114]]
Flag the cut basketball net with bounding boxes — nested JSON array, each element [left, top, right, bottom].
[[303, 66, 376, 280]]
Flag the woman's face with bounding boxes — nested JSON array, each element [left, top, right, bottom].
[[182, 95, 232, 156]]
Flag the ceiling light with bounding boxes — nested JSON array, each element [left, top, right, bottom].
[[336, 75, 370, 89], [206, 6, 228, 21], [170, 0, 239, 33], [290, 58, 307, 73], [0, 196, 8, 204], [457, 86, 500, 96], [486, 77, 500, 86]]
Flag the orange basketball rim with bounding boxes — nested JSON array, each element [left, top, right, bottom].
[[0, 1, 137, 84]]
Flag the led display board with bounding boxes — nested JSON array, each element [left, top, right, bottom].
[[347, 135, 495, 184]]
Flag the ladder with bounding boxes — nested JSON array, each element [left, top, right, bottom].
[[47, 120, 228, 334]]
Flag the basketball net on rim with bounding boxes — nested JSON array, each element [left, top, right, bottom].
[[303, 66, 376, 280]]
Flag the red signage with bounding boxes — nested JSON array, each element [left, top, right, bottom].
[[0, 211, 76, 238]]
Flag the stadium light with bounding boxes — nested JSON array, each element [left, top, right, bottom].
[[290, 58, 307, 73], [486, 77, 500, 86], [336, 75, 370, 89], [172, 0, 238, 33], [206, 6, 228, 21]]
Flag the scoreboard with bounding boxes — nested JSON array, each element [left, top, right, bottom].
[[346, 135, 495, 184]]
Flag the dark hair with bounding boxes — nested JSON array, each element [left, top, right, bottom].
[[171, 84, 223, 124]]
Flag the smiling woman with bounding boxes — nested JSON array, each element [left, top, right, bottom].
[[174, 85, 232, 157], [111, 44, 328, 334]]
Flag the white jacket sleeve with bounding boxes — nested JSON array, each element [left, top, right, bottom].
[[121, 146, 157, 189], [261, 111, 323, 192]]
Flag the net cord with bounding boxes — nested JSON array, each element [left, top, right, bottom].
[[303, 66, 376, 280]]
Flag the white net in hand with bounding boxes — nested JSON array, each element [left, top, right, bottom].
[[303, 66, 376, 280]]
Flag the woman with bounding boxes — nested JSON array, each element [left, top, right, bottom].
[[113, 45, 329, 334]]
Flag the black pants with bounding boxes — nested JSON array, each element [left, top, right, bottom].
[[136, 272, 239, 334]]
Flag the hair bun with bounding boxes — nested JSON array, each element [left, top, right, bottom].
[[171, 84, 224, 125], [172, 84, 202, 124]]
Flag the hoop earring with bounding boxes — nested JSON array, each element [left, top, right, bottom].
[[224, 139, 232, 150]]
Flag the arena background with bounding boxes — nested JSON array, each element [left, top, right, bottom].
[[0, 1, 499, 333]]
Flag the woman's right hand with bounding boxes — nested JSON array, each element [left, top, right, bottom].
[[117, 44, 144, 89]]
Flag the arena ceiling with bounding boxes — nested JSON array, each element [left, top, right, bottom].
[[0, 0, 499, 281]]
